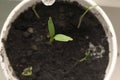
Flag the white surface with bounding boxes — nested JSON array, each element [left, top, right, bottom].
[[0, 66, 5, 80], [102, 7, 120, 80], [0, 0, 120, 80], [95, 0, 120, 8]]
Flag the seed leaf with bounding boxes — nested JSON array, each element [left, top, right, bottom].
[[54, 34, 73, 42], [22, 66, 32, 76], [48, 17, 55, 37]]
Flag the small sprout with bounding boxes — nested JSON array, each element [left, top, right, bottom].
[[32, 5, 40, 19], [77, 5, 97, 28], [22, 66, 32, 76], [48, 17, 73, 42], [79, 51, 90, 62]]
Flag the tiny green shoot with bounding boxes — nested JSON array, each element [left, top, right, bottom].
[[77, 5, 97, 28], [48, 17, 73, 42], [32, 5, 40, 19], [22, 66, 32, 76], [63, 51, 90, 73], [79, 51, 90, 62]]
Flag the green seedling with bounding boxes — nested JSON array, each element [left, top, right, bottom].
[[79, 51, 90, 62], [77, 5, 97, 28], [32, 5, 40, 19], [22, 66, 32, 76], [48, 17, 73, 42], [63, 51, 90, 74]]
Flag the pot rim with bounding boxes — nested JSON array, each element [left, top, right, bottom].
[[0, 0, 117, 80]]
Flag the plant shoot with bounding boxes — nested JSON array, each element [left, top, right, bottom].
[[22, 66, 32, 76], [77, 5, 97, 28], [48, 17, 73, 42]]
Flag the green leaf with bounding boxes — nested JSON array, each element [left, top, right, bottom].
[[54, 34, 73, 42], [48, 17, 55, 37], [22, 66, 32, 76]]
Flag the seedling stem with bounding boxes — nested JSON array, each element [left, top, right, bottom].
[[77, 5, 97, 28], [32, 5, 40, 19], [79, 51, 90, 62]]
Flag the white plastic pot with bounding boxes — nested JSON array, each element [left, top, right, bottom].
[[94, 0, 120, 8], [0, 0, 117, 80]]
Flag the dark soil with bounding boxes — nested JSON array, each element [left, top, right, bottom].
[[5, 1, 109, 80]]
